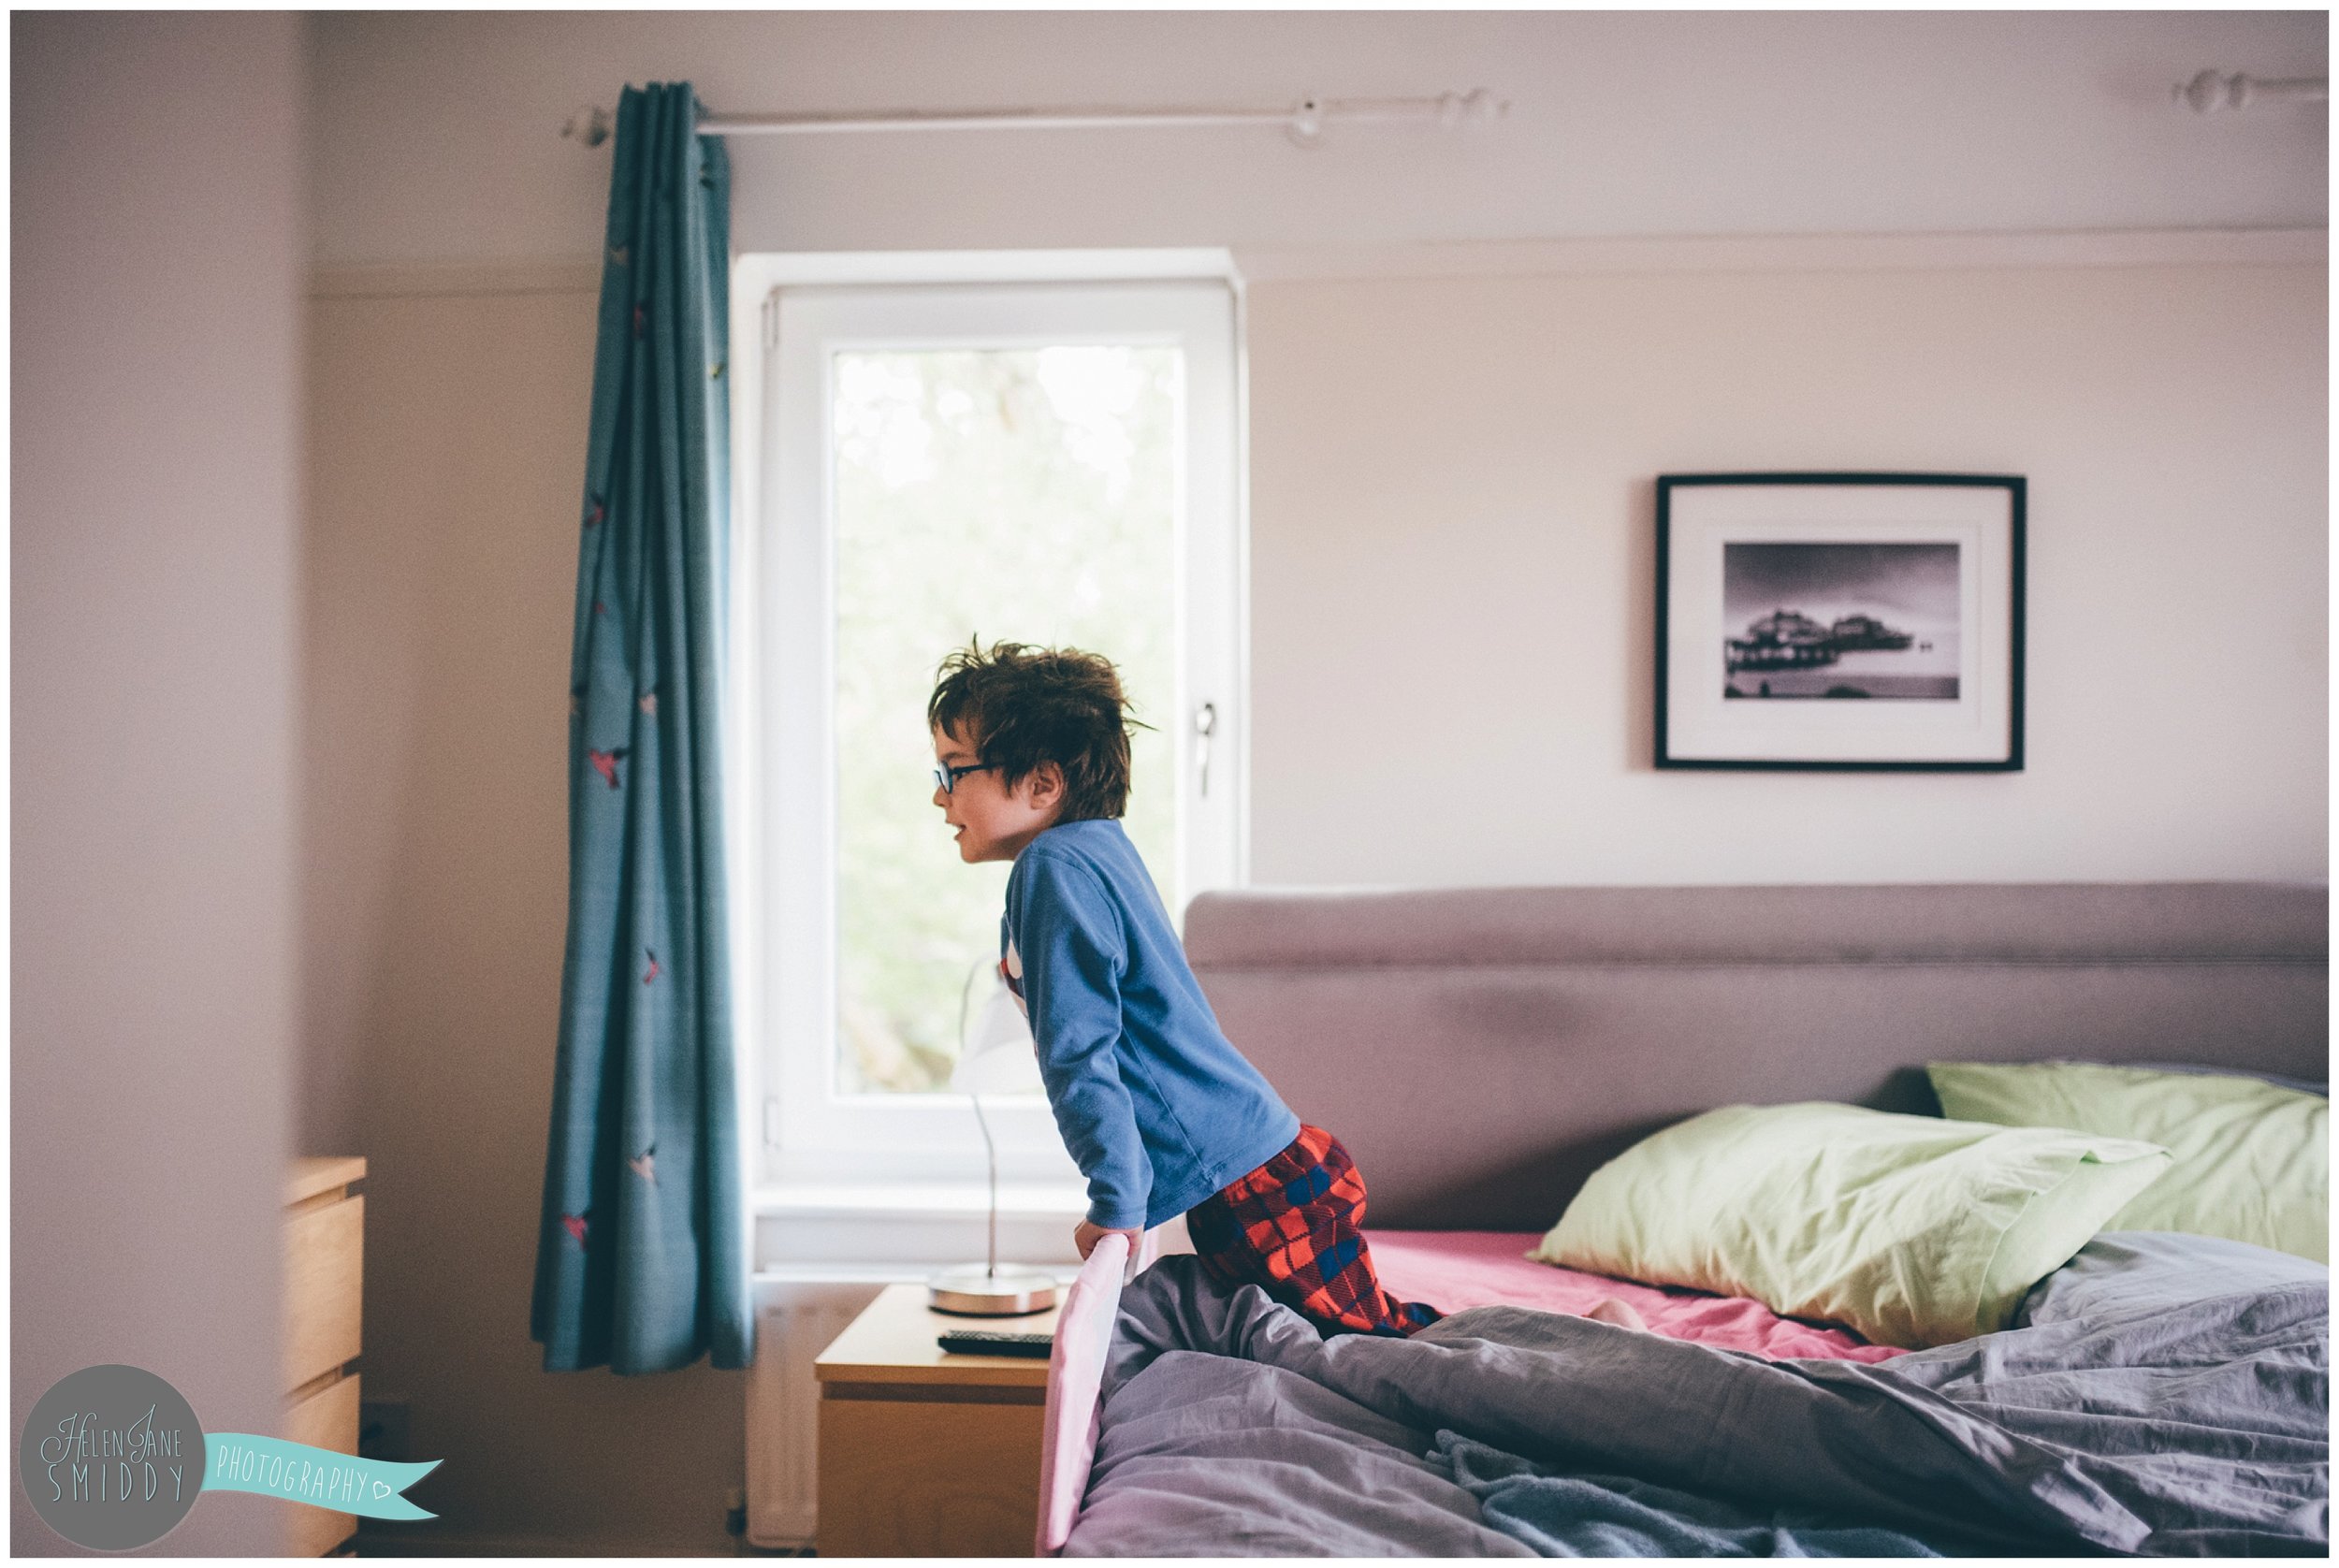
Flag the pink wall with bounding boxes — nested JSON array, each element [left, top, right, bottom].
[[1245, 261, 2328, 887], [12, 13, 303, 1555]]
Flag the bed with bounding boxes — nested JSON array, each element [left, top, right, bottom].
[[1040, 880, 2329, 1557]]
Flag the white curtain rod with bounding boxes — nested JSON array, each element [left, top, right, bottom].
[[561, 90, 1506, 150]]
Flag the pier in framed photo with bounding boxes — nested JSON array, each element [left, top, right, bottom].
[[1657, 474, 2024, 770], [1722, 542, 1961, 702]]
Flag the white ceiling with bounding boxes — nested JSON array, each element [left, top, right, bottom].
[[307, 10, 2327, 269]]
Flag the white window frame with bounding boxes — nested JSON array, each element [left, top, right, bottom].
[[728, 251, 1249, 1205]]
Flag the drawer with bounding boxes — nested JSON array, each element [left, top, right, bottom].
[[284, 1195, 364, 1391], [283, 1373, 360, 1557], [817, 1394, 1042, 1557]]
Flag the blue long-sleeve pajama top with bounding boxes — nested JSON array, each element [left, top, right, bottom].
[[1001, 818, 1300, 1231]]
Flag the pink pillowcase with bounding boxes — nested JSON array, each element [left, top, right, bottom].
[[1368, 1230, 1906, 1362]]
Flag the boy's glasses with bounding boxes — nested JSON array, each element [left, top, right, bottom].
[[933, 761, 998, 795]]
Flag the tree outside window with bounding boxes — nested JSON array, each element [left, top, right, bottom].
[[832, 346, 1181, 1094]]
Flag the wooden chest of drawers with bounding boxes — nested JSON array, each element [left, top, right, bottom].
[[283, 1157, 365, 1557]]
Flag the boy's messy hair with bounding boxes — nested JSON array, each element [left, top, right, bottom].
[[927, 640, 1145, 821]]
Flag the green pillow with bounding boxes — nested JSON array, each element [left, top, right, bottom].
[[1532, 1101, 2172, 1349], [1927, 1061, 2328, 1264]]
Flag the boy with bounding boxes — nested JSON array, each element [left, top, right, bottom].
[[927, 640, 1440, 1337]]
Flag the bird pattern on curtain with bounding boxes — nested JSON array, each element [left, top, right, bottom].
[[530, 81, 752, 1374]]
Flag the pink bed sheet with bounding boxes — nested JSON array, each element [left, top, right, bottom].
[[1367, 1230, 1905, 1363]]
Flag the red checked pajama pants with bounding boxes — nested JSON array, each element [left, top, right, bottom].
[[1184, 1123, 1442, 1337]]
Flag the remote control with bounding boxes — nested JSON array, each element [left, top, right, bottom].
[[937, 1328, 1054, 1357]]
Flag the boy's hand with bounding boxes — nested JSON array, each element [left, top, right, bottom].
[[1074, 1219, 1141, 1261]]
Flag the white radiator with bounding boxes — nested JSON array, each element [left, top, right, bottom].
[[745, 1280, 885, 1548]]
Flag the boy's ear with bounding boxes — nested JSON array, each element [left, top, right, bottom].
[[1031, 761, 1067, 807]]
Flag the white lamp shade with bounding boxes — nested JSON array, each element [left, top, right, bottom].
[[951, 975, 1043, 1096]]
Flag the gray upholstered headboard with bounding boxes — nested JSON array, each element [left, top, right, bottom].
[[1186, 882, 2328, 1230]]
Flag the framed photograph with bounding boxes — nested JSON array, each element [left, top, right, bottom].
[[1656, 472, 2025, 771]]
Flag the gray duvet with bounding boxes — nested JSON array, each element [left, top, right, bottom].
[[1065, 1233, 2328, 1558]]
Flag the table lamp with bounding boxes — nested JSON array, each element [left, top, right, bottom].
[[928, 965, 1061, 1315]]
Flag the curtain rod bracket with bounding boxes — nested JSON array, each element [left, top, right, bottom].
[[1286, 95, 1325, 148]]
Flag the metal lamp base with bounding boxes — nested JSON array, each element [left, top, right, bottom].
[[927, 1263, 1058, 1316]]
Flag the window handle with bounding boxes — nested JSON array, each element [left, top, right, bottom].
[[1194, 702, 1217, 798]]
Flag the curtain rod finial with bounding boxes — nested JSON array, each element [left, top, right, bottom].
[[562, 105, 614, 147], [2174, 68, 2329, 113]]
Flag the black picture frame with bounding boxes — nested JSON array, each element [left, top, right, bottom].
[[1654, 472, 2026, 772]]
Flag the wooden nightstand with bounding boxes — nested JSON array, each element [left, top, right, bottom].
[[814, 1284, 1062, 1558]]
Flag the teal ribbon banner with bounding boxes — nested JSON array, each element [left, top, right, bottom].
[[202, 1434, 439, 1519]]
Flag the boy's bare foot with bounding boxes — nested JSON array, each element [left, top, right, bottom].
[[1584, 1297, 1649, 1332]]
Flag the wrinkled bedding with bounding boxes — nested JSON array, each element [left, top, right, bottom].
[[1065, 1233, 2328, 1558]]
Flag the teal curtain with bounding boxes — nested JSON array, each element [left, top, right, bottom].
[[531, 82, 751, 1373]]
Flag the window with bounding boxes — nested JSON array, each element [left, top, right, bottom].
[[733, 255, 1246, 1192]]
